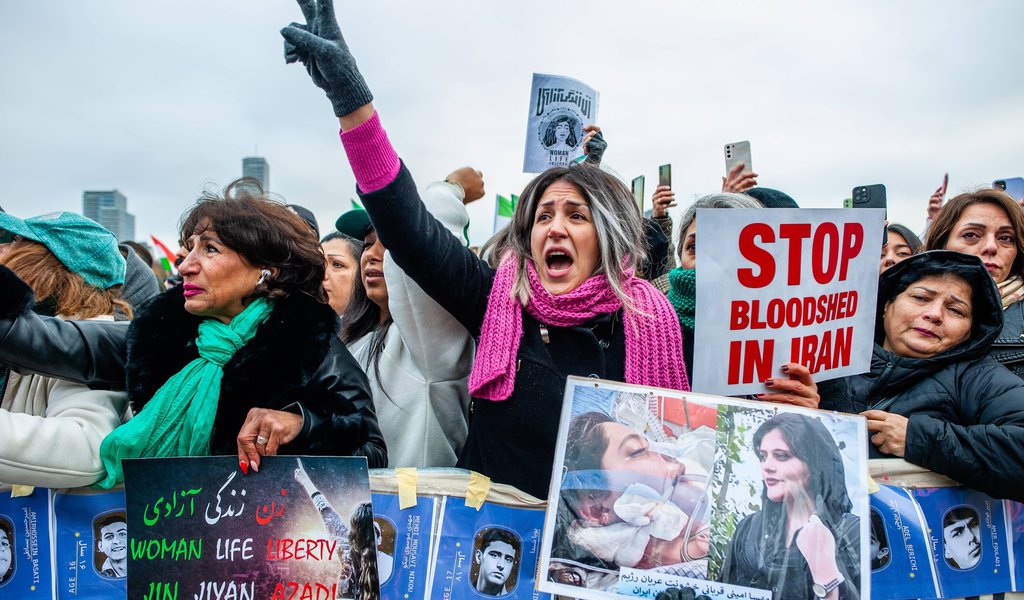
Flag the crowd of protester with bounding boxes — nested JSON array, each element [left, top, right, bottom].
[[1, 0, 1024, 596]]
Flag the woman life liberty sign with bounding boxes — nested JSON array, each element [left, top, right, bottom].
[[692, 208, 884, 396], [523, 73, 599, 173]]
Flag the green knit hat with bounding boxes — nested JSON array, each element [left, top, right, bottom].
[[0, 211, 126, 289]]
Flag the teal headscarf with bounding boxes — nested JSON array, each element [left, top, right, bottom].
[[96, 297, 275, 488]]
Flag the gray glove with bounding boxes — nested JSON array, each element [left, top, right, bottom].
[[281, 0, 373, 117], [584, 131, 607, 166]]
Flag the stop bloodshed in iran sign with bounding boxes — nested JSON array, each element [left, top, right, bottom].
[[692, 208, 884, 396]]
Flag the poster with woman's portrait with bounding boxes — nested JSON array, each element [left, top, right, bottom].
[[122, 456, 375, 600], [539, 377, 870, 600], [522, 73, 598, 173], [911, 486, 1012, 598], [0, 487, 52, 597]]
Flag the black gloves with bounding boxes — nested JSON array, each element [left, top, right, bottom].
[[281, 0, 373, 117]]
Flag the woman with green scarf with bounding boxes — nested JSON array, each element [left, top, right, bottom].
[[0, 179, 386, 486]]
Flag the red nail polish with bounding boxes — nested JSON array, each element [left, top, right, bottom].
[[780, 365, 790, 373], [240, 461, 249, 475], [764, 379, 774, 386]]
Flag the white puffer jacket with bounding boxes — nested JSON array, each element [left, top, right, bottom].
[[1, 315, 130, 488]]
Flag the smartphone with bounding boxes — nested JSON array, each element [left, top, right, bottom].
[[940, 173, 949, 199], [724, 141, 753, 175], [659, 164, 672, 189], [994, 177, 1024, 202], [850, 184, 887, 245], [631, 176, 645, 214]]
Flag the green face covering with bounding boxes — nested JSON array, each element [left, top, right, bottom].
[[95, 297, 276, 488], [667, 267, 697, 332]]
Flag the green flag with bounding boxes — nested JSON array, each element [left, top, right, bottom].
[[497, 195, 515, 218]]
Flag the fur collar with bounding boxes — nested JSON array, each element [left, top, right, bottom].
[[126, 286, 340, 452]]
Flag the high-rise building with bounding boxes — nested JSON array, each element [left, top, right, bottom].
[[82, 189, 135, 241], [242, 156, 269, 191]]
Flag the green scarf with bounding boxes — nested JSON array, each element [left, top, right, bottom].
[[667, 268, 697, 332], [96, 297, 275, 488]]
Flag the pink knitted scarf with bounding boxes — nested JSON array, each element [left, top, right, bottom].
[[469, 258, 690, 400]]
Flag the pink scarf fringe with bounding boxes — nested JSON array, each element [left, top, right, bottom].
[[469, 259, 690, 400]]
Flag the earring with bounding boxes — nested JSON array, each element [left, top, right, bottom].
[[256, 269, 271, 286]]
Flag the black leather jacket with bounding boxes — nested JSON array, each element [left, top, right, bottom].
[[990, 298, 1024, 379], [0, 265, 386, 466]]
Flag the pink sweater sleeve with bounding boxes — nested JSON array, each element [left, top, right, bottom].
[[339, 111, 401, 193]]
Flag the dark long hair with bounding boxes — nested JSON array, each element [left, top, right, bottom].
[[751, 413, 851, 524], [348, 502, 379, 600], [179, 178, 327, 304], [723, 413, 855, 593], [339, 252, 394, 397]]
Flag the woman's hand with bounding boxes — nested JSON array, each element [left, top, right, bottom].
[[582, 124, 607, 165], [796, 515, 842, 589], [445, 166, 486, 204], [862, 410, 909, 457], [236, 408, 304, 473], [651, 186, 677, 219], [926, 186, 945, 220], [281, 0, 373, 119], [721, 163, 758, 193], [759, 362, 820, 408]]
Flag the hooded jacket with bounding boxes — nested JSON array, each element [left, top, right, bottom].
[[846, 251, 1024, 501]]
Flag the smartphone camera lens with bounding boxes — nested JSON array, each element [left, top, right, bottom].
[[995, 181, 1007, 191]]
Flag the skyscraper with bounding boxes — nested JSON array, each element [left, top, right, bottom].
[[242, 156, 269, 191], [82, 189, 136, 241]]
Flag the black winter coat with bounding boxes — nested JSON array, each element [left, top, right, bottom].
[[126, 286, 386, 463], [991, 298, 1024, 379], [361, 164, 627, 498], [844, 251, 1024, 501], [0, 265, 386, 466]]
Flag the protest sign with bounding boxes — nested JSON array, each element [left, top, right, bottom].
[[123, 455, 374, 600], [429, 497, 550, 599], [371, 492, 436, 600], [692, 207, 884, 395], [912, 486, 1012, 598], [867, 484, 941, 599], [0, 487, 52, 598], [53, 489, 127, 598], [538, 376, 869, 600], [522, 73, 598, 173]]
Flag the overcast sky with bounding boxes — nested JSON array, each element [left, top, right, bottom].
[[1, 1, 1022, 252]]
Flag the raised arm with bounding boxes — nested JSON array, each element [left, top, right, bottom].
[[282, 0, 493, 334], [384, 176, 477, 379]]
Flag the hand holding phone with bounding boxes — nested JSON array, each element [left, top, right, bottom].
[[927, 174, 948, 220], [723, 142, 757, 192]]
